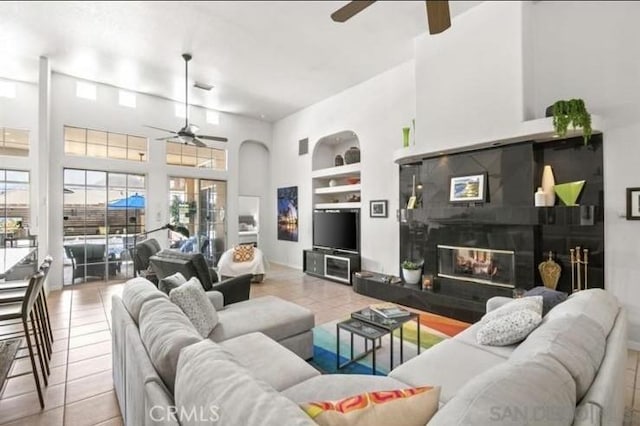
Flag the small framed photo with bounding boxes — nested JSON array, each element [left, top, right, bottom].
[[626, 187, 640, 220], [370, 200, 388, 218], [449, 173, 487, 203]]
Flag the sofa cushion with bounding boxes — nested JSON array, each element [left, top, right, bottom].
[[283, 375, 415, 404], [544, 289, 619, 336], [220, 332, 320, 391], [453, 322, 516, 359], [477, 308, 542, 346], [121, 277, 167, 324], [158, 271, 187, 295], [169, 277, 219, 337], [481, 295, 543, 323], [138, 297, 202, 392], [300, 386, 440, 426], [175, 340, 316, 426], [524, 286, 568, 315], [388, 339, 506, 403], [209, 296, 314, 343], [428, 355, 576, 426], [510, 314, 606, 401]]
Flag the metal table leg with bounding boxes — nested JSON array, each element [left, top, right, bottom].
[[336, 324, 340, 370], [400, 324, 404, 363]]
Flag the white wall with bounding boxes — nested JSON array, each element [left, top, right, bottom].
[[42, 73, 271, 288], [269, 60, 416, 273], [238, 141, 271, 245], [525, 0, 640, 345], [414, 1, 525, 151]]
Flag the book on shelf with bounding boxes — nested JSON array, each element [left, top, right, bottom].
[[369, 303, 410, 318]]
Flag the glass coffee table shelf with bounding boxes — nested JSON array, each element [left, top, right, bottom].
[[336, 307, 421, 375]]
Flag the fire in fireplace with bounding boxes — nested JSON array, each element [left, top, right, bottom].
[[437, 245, 516, 288]]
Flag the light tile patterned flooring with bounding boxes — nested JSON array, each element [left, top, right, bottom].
[[0, 263, 636, 425]]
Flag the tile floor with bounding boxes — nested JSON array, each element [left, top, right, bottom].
[[0, 263, 637, 425]]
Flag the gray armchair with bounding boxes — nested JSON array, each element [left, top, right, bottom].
[[149, 250, 251, 305], [131, 238, 161, 277]]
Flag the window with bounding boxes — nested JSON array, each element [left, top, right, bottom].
[[64, 126, 148, 161], [0, 128, 29, 157], [0, 169, 30, 243], [0, 81, 16, 98], [165, 141, 227, 170], [76, 81, 97, 100], [118, 90, 136, 108]]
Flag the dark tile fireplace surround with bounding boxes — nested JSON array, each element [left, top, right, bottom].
[[355, 135, 604, 323]]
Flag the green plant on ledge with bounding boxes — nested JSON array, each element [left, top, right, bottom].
[[401, 260, 421, 270], [551, 99, 592, 145]]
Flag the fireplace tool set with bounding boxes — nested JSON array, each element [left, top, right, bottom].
[[570, 246, 589, 292]]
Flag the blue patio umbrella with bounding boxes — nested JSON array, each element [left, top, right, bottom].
[[108, 193, 145, 210]]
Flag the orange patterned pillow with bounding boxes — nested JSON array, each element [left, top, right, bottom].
[[300, 386, 440, 426], [233, 244, 255, 263]]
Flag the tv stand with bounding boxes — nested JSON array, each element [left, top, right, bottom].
[[303, 249, 361, 285]]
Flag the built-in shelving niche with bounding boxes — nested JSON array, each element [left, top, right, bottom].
[[312, 130, 361, 209]]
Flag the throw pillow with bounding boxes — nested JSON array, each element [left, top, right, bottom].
[[476, 309, 542, 346], [481, 295, 543, 323], [233, 244, 255, 263], [158, 271, 187, 295], [300, 386, 440, 426], [524, 286, 568, 316], [169, 277, 219, 337]]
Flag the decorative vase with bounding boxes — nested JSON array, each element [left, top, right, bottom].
[[534, 187, 546, 207], [402, 127, 410, 148], [541, 165, 556, 206], [344, 146, 360, 164], [329, 179, 337, 187], [554, 180, 586, 206], [334, 155, 344, 166], [402, 268, 421, 285]]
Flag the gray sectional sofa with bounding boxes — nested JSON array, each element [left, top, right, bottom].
[[112, 278, 627, 426]]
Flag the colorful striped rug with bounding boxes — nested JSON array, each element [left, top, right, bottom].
[[310, 311, 469, 375]]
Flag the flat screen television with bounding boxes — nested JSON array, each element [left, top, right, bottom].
[[313, 210, 359, 253]]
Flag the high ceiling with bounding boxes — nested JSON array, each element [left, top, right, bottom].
[[0, 1, 480, 121]]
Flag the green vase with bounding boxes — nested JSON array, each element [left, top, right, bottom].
[[402, 127, 410, 148]]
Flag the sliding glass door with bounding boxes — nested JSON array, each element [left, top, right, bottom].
[[168, 177, 226, 266], [63, 168, 145, 285]]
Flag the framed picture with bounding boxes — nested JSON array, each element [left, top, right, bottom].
[[370, 200, 388, 218], [449, 173, 487, 203], [277, 186, 298, 241], [626, 187, 640, 220]]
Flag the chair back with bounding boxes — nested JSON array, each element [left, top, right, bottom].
[[133, 238, 161, 273], [21, 271, 45, 319]]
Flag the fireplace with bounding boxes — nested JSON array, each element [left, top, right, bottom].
[[437, 245, 516, 288]]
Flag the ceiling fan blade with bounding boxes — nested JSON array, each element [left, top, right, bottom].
[[198, 135, 229, 143], [144, 125, 177, 134], [191, 138, 208, 148], [155, 136, 179, 141], [331, 1, 377, 23], [426, 0, 451, 35]]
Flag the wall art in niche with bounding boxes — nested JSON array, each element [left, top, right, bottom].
[[626, 187, 640, 220], [370, 200, 388, 218], [449, 173, 487, 203], [277, 186, 299, 241]]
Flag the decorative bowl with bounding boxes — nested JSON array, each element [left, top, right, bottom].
[[554, 180, 586, 206]]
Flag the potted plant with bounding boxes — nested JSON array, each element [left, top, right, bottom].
[[401, 260, 422, 285], [548, 99, 592, 145]]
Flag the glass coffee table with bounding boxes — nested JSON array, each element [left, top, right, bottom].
[[336, 307, 420, 374]]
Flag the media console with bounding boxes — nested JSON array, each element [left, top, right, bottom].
[[303, 249, 361, 285]]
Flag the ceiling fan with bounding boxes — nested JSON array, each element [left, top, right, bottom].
[[145, 53, 227, 147], [331, 0, 451, 35]]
